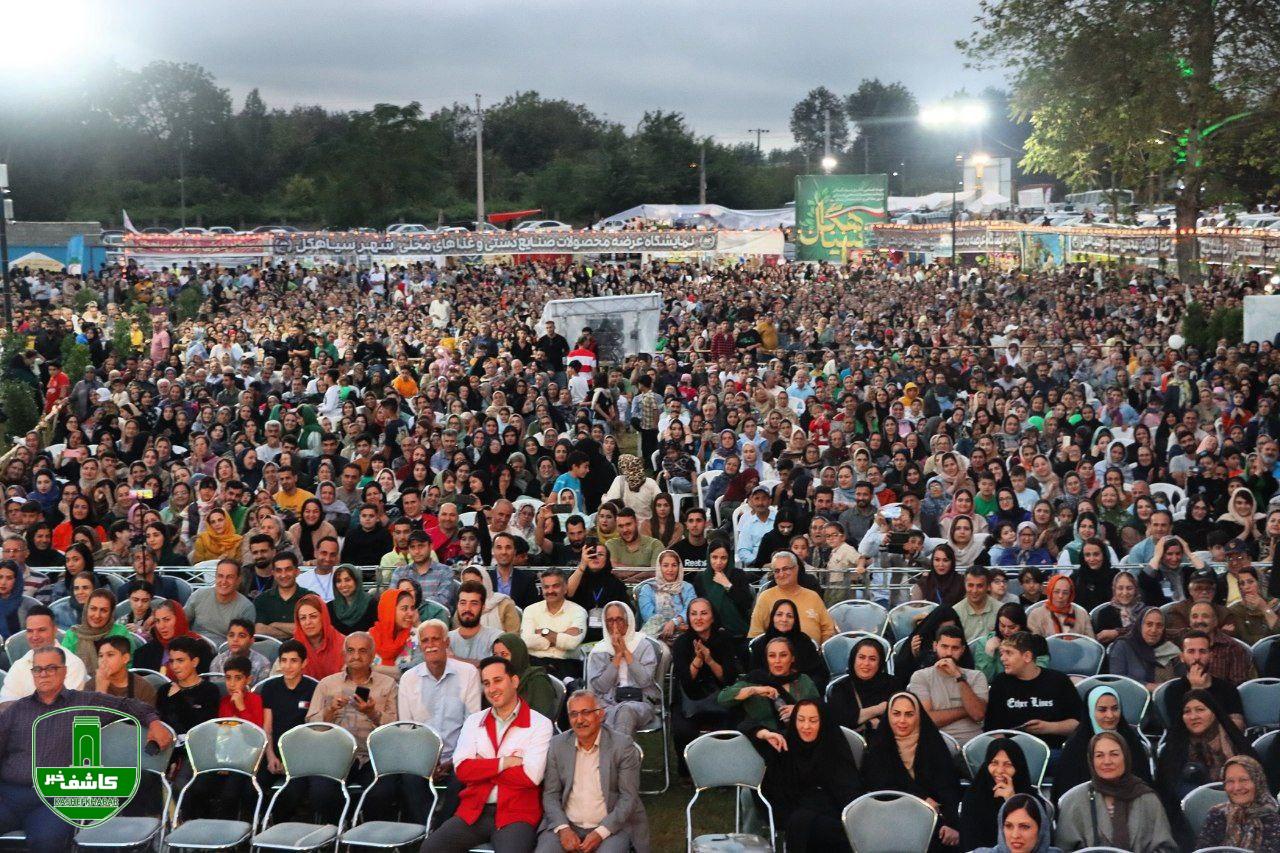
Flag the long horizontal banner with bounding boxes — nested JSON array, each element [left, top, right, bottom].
[[873, 223, 1279, 267], [117, 228, 784, 266]]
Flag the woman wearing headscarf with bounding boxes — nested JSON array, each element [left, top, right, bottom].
[[960, 738, 1048, 851], [749, 598, 828, 689], [192, 507, 244, 563], [566, 541, 630, 642], [944, 515, 988, 568], [1056, 731, 1177, 853], [940, 488, 987, 537], [689, 541, 753, 639], [988, 487, 1030, 530], [1069, 537, 1119, 612], [602, 453, 659, 521], [60, 588, 132, 678], [457, 565, 521, 633], [327, 565, 377, 634], [1156, 688, 1259, 827], [286, 498, 338, 564], [368, 587, 419, 671], [720, 636, 820, 732], [1054, 685, 1153, 807], [0, 560, 33, 639], [862, 691, 963, 852], [1027, 575, 1095, 638], [1091, 570, 1142, 644], [293, 404, 324, 459], [1196, 754, 1280, 853], [974, 603, 1049, 680], [894, 604, 975, 682], [491, 631, 559, 721], [143, 521, 188, 567], [1055, 512, 1119, 567], [973, 794, 1061, 853], [752, 699, 859, 853], [586, 601, 658, 738], [132, 600, 215, 678], [1108, 605, 1181, 690], [910, 542, 966, 606], [827, 636, 900, 737], [1218, 486, 1263, 553], [293, 593, 347, 680], [672, 598, 741, 775], [637, 549, 696, 644]]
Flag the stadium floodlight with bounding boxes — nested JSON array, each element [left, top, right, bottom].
[[821, 155, 838, 173], [2, 2, 89, 70], [919, 102, 990, 129]]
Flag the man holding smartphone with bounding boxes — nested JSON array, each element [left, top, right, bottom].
[[305, 632, 397, 821]]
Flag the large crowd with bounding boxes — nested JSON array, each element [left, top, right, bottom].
[[0, 251, 1278, 853]]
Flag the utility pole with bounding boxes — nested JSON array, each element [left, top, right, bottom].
[[177, 142, 186, 228], [0, 164, 11, 331], [747, 128, 770, 153], [823, 108, 831, 161], [475, 93, 485, 229], [698, 141, 706, 205]]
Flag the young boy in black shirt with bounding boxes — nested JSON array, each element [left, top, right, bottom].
[[983, 631, 1085, 749]]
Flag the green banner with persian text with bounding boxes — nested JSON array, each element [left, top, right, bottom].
[[794, 173, 888, 261]]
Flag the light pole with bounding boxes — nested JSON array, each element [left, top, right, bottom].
[[919, 102, 989, 267], [475, 94, 485, 229], [0, 164, 11, 331]]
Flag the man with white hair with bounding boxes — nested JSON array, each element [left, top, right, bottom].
[[401, 620, 481, 770]]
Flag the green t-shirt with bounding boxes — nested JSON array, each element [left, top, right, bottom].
[[254, 585, 306, 625]]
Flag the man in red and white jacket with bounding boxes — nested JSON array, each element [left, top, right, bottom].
[[425, 656, 553, 852]]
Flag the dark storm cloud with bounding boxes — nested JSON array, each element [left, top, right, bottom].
[[106, 0, 1004, 147]]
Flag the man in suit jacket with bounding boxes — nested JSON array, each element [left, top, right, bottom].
[[535, 690, 647, 853], [490, 533, 539, 609]]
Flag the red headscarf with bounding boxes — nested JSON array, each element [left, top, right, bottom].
[[368, 588, 411, 666], [292, 593, 346, 680], [1045, 574, 1079, 633], [151, 600, 206, 679]]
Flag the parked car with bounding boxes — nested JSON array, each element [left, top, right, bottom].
[[513, 220, 573, 232], [387, 223, 434, 234], [173, 227, 211, 236], [207, 226, 237, 235], [248, 224, 301, 234], [141, 227, 171, 235]]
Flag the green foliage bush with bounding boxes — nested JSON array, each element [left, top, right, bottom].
[[63, 344, 91, 384], [0, 380, 40, 443]]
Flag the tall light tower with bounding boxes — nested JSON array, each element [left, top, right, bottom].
[[919, 102, 989, 266]]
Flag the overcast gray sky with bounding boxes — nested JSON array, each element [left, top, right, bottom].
[[15, 0, 1007, 148]]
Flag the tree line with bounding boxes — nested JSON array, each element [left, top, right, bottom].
[[0, 61, 1036, 230]]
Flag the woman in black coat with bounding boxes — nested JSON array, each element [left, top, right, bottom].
[[750, 699, 860, 853], [959, 737, 1048, 852], [671, 598, 742, 777], [827, 636, 900, 738], [749, 598, 829, 691], [862, 691, 963, 852]]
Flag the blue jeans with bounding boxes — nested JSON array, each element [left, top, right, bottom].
[[0, 782, 76, 848]]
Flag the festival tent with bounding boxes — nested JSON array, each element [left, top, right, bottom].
[[8, 251, 65, 271], [595, 204, 794, 230]]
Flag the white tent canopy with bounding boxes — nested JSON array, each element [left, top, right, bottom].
[[596, 204, 794, 230]]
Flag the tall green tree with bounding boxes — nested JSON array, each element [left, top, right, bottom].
[[844, 79, 918, 178], [961, 0, 1280, 281], [789, 87, 848, 159]]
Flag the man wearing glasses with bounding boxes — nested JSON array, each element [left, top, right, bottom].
[[0, 644, 172, 847], [534, 690, 645, 853]]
